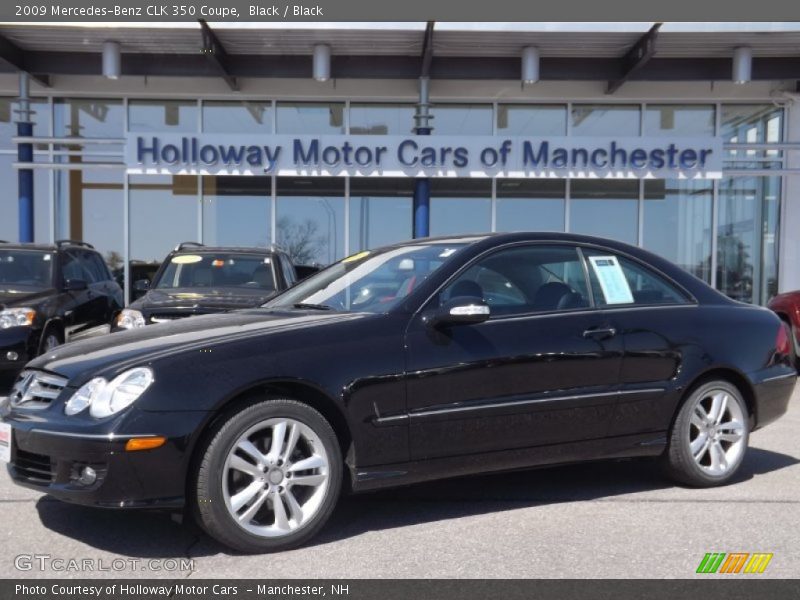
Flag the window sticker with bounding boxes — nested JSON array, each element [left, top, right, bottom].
[[588, 255, 634, 305], [171, 255, 203, 265], [342, 251, 370, 263]]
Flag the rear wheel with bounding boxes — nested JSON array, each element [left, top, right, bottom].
[[194, 399, 342, 553], [663, 380, 749, 487]]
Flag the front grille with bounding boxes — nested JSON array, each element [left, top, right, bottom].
[[10, 370, 68, 410], [13, 448, 54, 483]]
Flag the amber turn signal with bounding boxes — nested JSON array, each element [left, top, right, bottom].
[[125, 437, 166, 452]]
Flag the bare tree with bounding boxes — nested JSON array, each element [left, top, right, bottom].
[[105, 250, 123, 271], [276, 217, 327, 264]]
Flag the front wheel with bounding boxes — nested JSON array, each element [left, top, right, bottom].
[[663, 380, 750, 487], [194, 399, 342, 553]]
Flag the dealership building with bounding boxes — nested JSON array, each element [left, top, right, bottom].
[[0, 22, 798, 305]]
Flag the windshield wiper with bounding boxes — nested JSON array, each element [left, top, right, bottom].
[[292, 303, 333, 311]]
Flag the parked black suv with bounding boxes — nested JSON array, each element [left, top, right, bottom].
[[115, 243, 297, 330], [0, 240, 123, 375]]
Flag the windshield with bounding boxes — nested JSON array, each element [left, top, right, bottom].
[[0, 249, 54, 289], [266, 242, 469, 313], [154, 253, 277, 291]]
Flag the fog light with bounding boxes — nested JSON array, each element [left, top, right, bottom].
[[78, 466, 97, 486], [6, 351, 18, 361]]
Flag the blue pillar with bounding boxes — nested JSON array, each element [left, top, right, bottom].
[[17, 120, 34, 243], [413, 178, 430, 238]]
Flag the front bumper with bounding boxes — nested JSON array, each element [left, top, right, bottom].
[[3, 407, 209, 509], [0, 327, 38, 372]]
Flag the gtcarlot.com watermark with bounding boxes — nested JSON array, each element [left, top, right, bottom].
[[14, 554, 195, 573]]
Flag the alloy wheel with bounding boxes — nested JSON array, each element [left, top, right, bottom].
[[688, 389, 746, 476], [222, 418, 330, 538]]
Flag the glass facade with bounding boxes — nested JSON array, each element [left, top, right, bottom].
[[0, 99, 789, 306]]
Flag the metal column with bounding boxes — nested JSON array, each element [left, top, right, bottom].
[[16, 73, 34, 243], [413, 76, 433, 238]]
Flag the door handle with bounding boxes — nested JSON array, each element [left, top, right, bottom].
[[583, 326, 617, 340]]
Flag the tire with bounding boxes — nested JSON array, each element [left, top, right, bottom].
[[38, 325, 63, 355], [194, 398, 342, 553], [663, 380, 750, 487]]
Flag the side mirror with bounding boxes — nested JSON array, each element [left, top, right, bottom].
[[134, 279, 151, 292], [63, 278, 88, 292], [425, 297, 491, 328]]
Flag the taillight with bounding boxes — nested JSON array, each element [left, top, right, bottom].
[[776, 323, 792, 357]]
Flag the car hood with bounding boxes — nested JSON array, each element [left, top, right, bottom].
[[133, 288, 277, 313], [28, 309, 369, 382], [0, 287, 56, 309]]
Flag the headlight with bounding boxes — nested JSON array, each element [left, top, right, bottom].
[[0, 307, 36, 329], [64, 367, 154, 418], [116, 308, 146, 330]]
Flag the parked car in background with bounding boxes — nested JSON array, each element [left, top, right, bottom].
[[2, 232, 795, 553], [113, 261, 162, 304], [115, 243, 297, 330], [768, 290, 800, 370], [0, 240, 123, 375]]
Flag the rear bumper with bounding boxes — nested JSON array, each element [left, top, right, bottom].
[[750, 367, 796, 430]]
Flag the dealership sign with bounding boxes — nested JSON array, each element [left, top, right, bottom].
[[125, 134, 723, 179]]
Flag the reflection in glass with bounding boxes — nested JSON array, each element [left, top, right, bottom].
[[202, 101, 273, 134], [496, 179, 565, 232], [721, 104, 784, 168], [0, 154, 50, 243], [55, 169, 124, 266], [497, 105, 567, 136], [202, 176, 270, 247], [571, 104, 640, 136], [128, 100, 198, 132], [276, 177, 345, 265], [349, 178, 413, 251], [349, 104, 414, 135], [277, 102, 345, 134], [0, 97, 49, 150], [643, 105, 715, 137], [130, 175, 200, 262], [430, 179, 492, 236], [54, 98, 124, 162], [570, 180, 639, 244], [643, 179, 712, 282], [431, 104, 492, 135], [717, 176, 781, 305]]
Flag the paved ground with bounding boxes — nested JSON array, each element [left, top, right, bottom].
[[0, 378, 797, 579]]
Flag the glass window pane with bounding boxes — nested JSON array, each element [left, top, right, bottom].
[[277, 102, 345, 134], [643, 105, 715, 137], [349, 178, 413, 251], [496, 179, 565, 232], [0, 97, 49, 150], [202, 101, 273, 134], [571, 104, 640, 136], [497, 105, 567, 136], [276, 177, 345, 265], [431, 104, 492, 135], [202, 176, 271, 247], [570, 180, 639, 244], [643, 179, 712, 282], [128, 100, 198, 133], [430, 179, 491, 237], [55, 169, 124, 271], [721, 105, 784, 167], [717, 175, 781, 305], [442, 245, 590, 315], [349, 104, 414, 135], [130, 174, 199, 263], [54, 98, 124, 161]]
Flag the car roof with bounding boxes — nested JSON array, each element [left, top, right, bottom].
[[171, 246, 282, 255]]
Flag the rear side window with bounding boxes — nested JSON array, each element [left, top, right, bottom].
[[85, 252, 111, 282], [583, 250, 689, 306]]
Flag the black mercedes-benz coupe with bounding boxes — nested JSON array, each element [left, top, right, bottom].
[[1, 233, 795, 553]]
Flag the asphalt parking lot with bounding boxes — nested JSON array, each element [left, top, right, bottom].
[[0, 378, 797, 579]]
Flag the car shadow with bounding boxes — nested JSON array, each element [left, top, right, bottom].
[[33, 446, 798, 559]]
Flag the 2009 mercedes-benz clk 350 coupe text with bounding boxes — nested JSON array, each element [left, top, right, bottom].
[[1, 233, 796, 552]]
